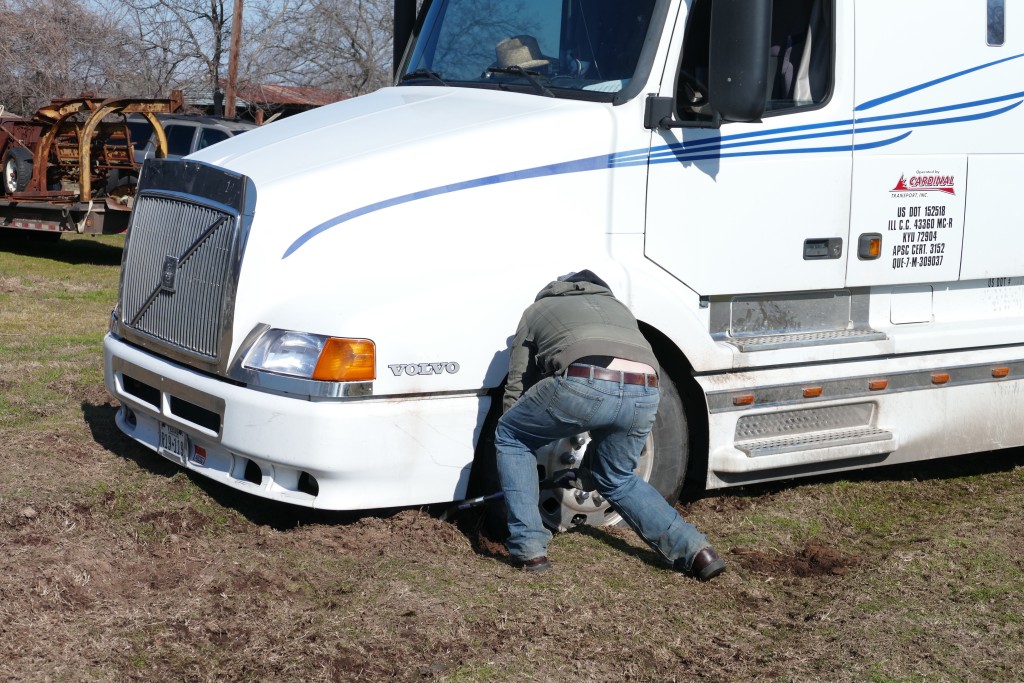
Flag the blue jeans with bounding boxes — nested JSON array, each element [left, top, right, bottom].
[[495, 370, 709, 568]]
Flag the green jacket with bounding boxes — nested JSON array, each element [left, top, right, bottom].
[[503, 279, 659, 412]]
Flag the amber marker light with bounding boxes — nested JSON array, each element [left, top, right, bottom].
[[733, 394, 755, 406], [858, 233, 882, 260], [993, 367, 1010, 378], [312, 338, 375, 381], [803, 386, 823, 398], [932, 372, 950, 385], [868, 379, 889, 391]]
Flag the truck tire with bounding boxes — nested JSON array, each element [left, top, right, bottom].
[[465, 372, 689, 537], [2, 147, 33, 195], [642, 372, 689, 501], [535, 371, 689, 531]]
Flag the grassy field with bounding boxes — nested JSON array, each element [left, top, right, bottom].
[[1, 233, 1022, 682]]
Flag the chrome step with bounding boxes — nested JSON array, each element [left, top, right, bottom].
[[727, 328, 887, 352], [737, 426, 893, 458], [715, 426, 898, 474]]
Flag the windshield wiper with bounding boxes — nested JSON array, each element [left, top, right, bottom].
[[486, 66, 555, 98], [401, 68, 449, 86]]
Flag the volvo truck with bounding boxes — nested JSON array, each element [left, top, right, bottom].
[[103, 0, 1024, 532]]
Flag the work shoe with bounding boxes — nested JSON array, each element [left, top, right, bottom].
[[676, 547, 726, 581], [513, 555, 552, 572]]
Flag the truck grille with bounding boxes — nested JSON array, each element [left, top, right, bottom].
[[120, 194, 238, 361]]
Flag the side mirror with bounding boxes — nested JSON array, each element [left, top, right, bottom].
[[708, 0, 772, 123]]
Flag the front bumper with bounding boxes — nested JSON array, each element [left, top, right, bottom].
[[103, 334, 484, 509]]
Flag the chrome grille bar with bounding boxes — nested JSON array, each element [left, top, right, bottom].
[[121, 195, 237, 360]]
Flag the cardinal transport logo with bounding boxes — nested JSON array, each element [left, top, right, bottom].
[[891, 173, 956, 195]]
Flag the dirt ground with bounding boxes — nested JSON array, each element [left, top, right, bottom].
[[2, 235, 1023, 682]]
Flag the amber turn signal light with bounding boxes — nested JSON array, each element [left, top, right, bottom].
[[313, 338, 375, 381], [858, 233, 882, 260]]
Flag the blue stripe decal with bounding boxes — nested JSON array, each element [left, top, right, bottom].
[[645, 90, 1024, 161], [646, 100, 1019, 164], [663, 117, 856, 147], [282, 69, 1024, 258], [283, 155, 614, 258], [647, 132, 911, 166], [856, 90, 1024, 125], [856, 100, 1021, 136], [856, 52, 1024, 111], [649, 126, 855, 161]]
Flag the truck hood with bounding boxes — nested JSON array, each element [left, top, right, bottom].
[[187, 86, 624, 260], [182, 86, 642, 388]]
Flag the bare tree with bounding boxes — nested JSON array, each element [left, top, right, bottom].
[[252, 0, 394, 95], [103, 0, 232, 95], [0, 0, 400, 116], [99, 0, 383, 97], [102, 0, 204, 98], [0, 0, 130, 114]]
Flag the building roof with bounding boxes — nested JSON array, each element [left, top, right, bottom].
[[235, 83, 348, 107], [182, 82, 349, 109]]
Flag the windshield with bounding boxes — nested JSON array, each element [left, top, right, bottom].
[[402, 0, 658, 100]]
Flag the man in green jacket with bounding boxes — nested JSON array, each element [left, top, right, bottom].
[[496, 270, 725, 580]]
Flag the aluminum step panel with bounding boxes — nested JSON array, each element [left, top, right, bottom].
[[737, 426, 893, 458], [727, 328, 887, 352], [714, 426, 899, 474]]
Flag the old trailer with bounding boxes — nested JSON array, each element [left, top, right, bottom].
[[0, 92, 182, 240]]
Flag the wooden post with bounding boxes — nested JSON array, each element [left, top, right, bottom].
[[225, 0, 244, 119]]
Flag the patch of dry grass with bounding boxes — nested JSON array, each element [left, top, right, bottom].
[[1, 235, 1023, 682]]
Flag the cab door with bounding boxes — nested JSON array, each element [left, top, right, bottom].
[[645, 0, 854, 296], [846, 0, 1024, 288]]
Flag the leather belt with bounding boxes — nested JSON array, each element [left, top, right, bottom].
[[566, 364, 658, 388]]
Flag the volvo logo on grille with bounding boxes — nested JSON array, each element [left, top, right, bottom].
[[160, 255, 180, 293]]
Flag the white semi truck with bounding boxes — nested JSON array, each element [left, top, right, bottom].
[[104, 0, 1024, 530]]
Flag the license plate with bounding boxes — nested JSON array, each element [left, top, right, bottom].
[[158, 423, 189, 466]]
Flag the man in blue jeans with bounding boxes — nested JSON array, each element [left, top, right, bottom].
[[496, 270, 725, 580]]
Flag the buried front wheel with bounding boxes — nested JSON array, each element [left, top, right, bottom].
[[466, 373, 690, 535], [535, 372, 689, 531]]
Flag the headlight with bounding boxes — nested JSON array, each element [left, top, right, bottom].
[[243, 330, 375, 382]]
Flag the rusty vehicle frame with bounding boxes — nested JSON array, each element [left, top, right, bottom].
[[0, 92, 183, 237]]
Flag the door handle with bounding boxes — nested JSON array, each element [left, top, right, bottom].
[[803, 238, 843, 260]]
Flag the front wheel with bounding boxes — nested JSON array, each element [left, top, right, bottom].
[[2, 148, 33, 195], [535, 372, 689, 531], [467, 373, 690, 536]]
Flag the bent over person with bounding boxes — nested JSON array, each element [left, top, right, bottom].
[[495, 270, 725, 580]]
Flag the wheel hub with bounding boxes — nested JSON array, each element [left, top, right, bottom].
[[535, 432, 654, 532]]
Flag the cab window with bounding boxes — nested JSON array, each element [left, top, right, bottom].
[[676, 0, 833, 122]]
